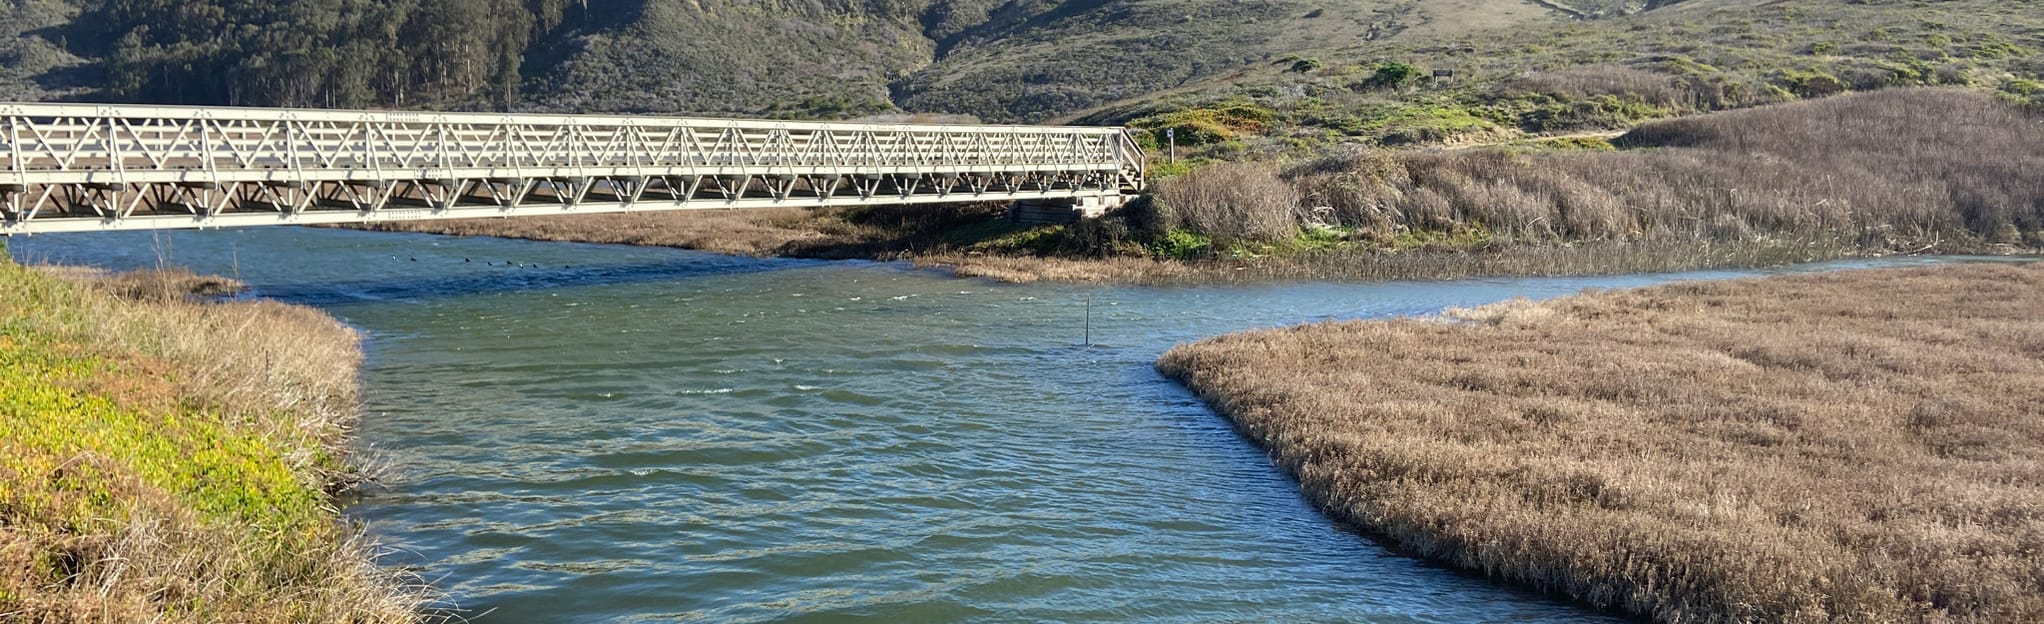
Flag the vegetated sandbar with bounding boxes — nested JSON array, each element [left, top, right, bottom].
[[1158, 262, 2044, 623], [0, 262, 421, 622]]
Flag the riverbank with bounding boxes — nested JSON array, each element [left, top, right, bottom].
[[1157, 261, 2044, 623], [362, 207, 1879, 285], [0, 260, 418, 621], [364, 89, 2041, 284]]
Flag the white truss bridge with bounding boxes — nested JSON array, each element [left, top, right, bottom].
[[0, 103, 1145, 234]]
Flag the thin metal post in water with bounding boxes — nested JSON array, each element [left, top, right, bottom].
[[1084, 294, 1093, 347]]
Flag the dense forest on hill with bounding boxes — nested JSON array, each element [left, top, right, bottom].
[[2, 0, 577, 108]]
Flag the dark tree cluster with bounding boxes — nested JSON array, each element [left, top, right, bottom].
[[83, 0, 580, 109]]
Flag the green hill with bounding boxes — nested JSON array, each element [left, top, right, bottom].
[[520, 0, 970, 117], [1085, 0, 2044, 150]]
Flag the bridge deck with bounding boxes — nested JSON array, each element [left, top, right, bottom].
[[0, 103, 1144, 234]]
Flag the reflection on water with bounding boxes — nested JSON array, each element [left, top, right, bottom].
[[11, 228, 1968, 623]]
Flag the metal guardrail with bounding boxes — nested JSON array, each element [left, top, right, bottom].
[[0, 103, 1145, 234]]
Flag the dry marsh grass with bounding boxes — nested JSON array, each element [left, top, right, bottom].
[[1283, 89, 2044, 248], [1154, 161, 1305, 245], [920, 236, 1858, 286], [32, 266, 249, 302], [0, 262, 423, 622], [1157, 261, 2044, 623]]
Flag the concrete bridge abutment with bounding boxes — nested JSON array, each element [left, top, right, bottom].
[[1006, 194, 1133, 226]]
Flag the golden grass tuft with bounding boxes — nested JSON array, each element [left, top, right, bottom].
[[0, 263, 424, 623], [1158, 262, 2044, 623], [35, 266, 250, 302]]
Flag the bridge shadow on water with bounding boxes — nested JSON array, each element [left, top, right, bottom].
[[8, 227, 867, 307], [254, 254, 855, 307]]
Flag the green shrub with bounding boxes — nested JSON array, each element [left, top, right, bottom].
[[1341, 103, 1499, 144], [1292, 225, 1357, 252], [1519, 95, 1670, 133], [1150, 229, 1213, 259], [1656, 55, 1722, 77], [1123, 194, 1177, 243], [1359, 61, 1427, 90], [1776, 69, 1848, 98], [1145, 160, 1195, 180], [1526, 136, 1618, 151], [1133, 102, 1278, 147], [1970, 39, 2028, 60]]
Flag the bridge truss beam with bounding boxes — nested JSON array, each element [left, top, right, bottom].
[[0, 104, 1145, 234]]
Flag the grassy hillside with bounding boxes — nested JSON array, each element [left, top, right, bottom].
[[521, 0, 969, 116], [0, 0, 87, 102], [892, 0, 1508, 122], [522, 0, 1506, 120], [0, 264, 418, 621], [1090, 0, 2044, 151]]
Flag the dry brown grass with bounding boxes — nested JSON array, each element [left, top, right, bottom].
[[37, 267, 362, 442], [1284, 89, 2044, 249], [1, 264, 424, 623], [1155, 161, 1305, 245], [922, 236, 1863, 285], [1191, 236, 1865, 284], [1158, 261, 2044, 623], [33, 266, 249, 302]]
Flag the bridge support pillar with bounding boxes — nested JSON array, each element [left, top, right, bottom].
[[1008, 194, 1132, 226]]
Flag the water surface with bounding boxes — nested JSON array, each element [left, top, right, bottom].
[[10, 228, 1969, 623]]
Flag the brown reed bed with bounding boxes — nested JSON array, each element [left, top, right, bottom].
[[1278, 88, 2044, 249], [1157, 261, 2044, 623], [0, 261, 425, 622]]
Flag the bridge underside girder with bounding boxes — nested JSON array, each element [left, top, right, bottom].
[[1, 169, 1127, 233]]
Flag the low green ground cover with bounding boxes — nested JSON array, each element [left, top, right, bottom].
[[0, 261, 416, 622]]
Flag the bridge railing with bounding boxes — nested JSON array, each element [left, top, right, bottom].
[[0, 103, 1146, 233]]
